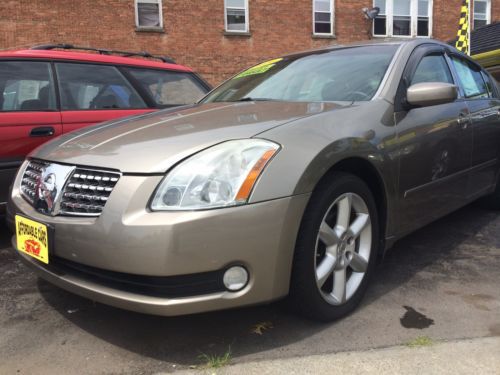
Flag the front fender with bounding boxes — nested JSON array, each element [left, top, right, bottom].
[[249, 100, 399, 239]]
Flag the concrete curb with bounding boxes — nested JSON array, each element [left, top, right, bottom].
[[177, 336, 500, 375]]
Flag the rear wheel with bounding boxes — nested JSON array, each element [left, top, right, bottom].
[[289, 172, 379, 321], [478, 173, 500, 210]]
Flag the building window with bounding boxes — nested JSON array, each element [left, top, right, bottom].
[[474, 0, 491, 29], [313, 0, 334, 35], [374, 0, 387, 35], [224, 0, 249, 33], [417, 0, 430, 36], [135, 0, 163, 29], [373, 0, 432, 37], [393, 0, 411, 35]]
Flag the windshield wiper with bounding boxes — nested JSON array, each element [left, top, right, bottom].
[[233, 97, 278, 102]]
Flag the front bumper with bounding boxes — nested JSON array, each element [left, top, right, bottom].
[[8, 174, 310, 316]]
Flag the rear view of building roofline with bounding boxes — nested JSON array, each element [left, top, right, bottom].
[[0, 1, 498, 85]]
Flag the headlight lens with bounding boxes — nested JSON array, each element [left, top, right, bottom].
[[151, 139, 279, 210]]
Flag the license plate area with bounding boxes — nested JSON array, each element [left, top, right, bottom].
[[15, 215, 52, 264]]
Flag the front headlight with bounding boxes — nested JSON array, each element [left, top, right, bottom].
[[150, 139, 280, 211]]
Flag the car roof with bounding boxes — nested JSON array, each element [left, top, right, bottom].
[[282, 39, 452, 59], [0, 49, 193, 72]]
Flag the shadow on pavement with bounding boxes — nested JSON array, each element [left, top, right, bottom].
[[0, 221, 11, 249], [37, 203, 497, 366]]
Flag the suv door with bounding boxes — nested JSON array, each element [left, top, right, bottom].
[[395, 46, 472, 234], [0, 60, 62, 207], [54, 62, 153, 133], [449, 55, 500, 198]]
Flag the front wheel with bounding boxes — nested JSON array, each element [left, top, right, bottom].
[[289, 172, 379, 321]]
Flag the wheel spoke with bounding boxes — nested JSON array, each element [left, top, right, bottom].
[[331, 268, 347, 303], [319, 221, 340, 246], [350, 252, 368, 273], [348, 213, 370, 239], [316, 254, 336, 287], [336, 194, 352, 230]]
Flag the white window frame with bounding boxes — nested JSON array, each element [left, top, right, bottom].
[[373, 0, 433, 38], [312, 0, 335, 36], [473, 0, 491, 28], [224, 0, 249, 33], [135, 0, 163, 29]]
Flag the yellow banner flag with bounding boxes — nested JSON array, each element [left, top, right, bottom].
[[455, 0, 470, 55]]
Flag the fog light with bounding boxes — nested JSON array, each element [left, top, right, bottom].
[[223, 266, 248, 291]]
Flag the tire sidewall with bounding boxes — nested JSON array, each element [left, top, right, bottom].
[[290, 172, 379, 321]]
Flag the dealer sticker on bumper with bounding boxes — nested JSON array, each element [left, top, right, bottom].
[[15, 215, 49, 264]]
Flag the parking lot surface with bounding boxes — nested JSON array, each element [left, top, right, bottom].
[[1, 204, 499, 374]]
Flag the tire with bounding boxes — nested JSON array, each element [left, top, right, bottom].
[[289, 172, 379, 321], [478, 173, 500, 210]]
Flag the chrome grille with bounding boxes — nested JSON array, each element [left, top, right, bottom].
[[20, 160, 48, 204], [60, 168, 120, 216]]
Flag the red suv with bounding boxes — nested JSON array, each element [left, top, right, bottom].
[[0, 44, 211, 210]]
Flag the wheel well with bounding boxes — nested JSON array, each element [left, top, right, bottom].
[[320, 157, 388, 250]]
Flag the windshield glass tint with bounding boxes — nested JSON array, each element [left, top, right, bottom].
[[202, 45, 399, 103]]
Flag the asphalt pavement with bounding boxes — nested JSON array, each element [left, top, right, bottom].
[[1, 203, 499, 374]]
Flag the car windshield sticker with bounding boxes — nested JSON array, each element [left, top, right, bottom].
[[235, 58, 283, 79]]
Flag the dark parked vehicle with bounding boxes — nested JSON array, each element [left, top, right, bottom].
[[0, 44, 211, 211], [7, 40, 500, 321]]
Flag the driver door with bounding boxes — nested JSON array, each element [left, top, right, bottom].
[[394, 45, 472, 235]]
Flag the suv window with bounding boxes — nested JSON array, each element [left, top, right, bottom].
[[55, 63, 146, 110], [125, 68, 207, 106], [450, 56, 489, 99], [411, 54, 453, 85], [0, 61, 57, 111]]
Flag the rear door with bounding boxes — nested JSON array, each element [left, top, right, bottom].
[[0, 60, 61, 205], [448, 55, 500, 197], [54, 62, 153, 134]]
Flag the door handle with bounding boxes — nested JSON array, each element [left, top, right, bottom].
[[457, 113, 469, 130], [30, 126, 55, 137]]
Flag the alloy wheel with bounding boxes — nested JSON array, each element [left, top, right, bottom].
[[314, 192, 372, 305]]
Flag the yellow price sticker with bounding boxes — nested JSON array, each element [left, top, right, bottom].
[[235, 58, 283, 79]]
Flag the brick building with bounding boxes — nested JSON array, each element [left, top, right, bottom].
[[0, 0, 499, 85]]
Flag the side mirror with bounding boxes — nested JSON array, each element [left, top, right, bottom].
[[406, 82, 458, 107]]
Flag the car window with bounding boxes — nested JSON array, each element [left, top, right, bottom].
[[125, 68, 207, 106], [480, 71, 497, 98], [450, 56, 489, 99], [411, 54, 453, 85], [202, 45, 399, 103], [55, 63, 146, 110], [0, 61, 57, 111]]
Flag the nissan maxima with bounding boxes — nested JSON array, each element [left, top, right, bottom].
[[7, 40, 500, 321]]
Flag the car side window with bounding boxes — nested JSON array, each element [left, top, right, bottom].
[[125, 68, 207, 106], [411, 54, 454, 85], [480, 71, 497, 98], [449, 56, 489, 99], [0, 61, 57, 111], [55, 63, 146, 110]]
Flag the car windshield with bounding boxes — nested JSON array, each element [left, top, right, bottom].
[[202, 45, 399, 103]]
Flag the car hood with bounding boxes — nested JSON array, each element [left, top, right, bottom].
[[32, 101, 345, 173]]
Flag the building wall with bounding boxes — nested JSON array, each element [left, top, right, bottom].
[[0, 0, 498, 85]]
